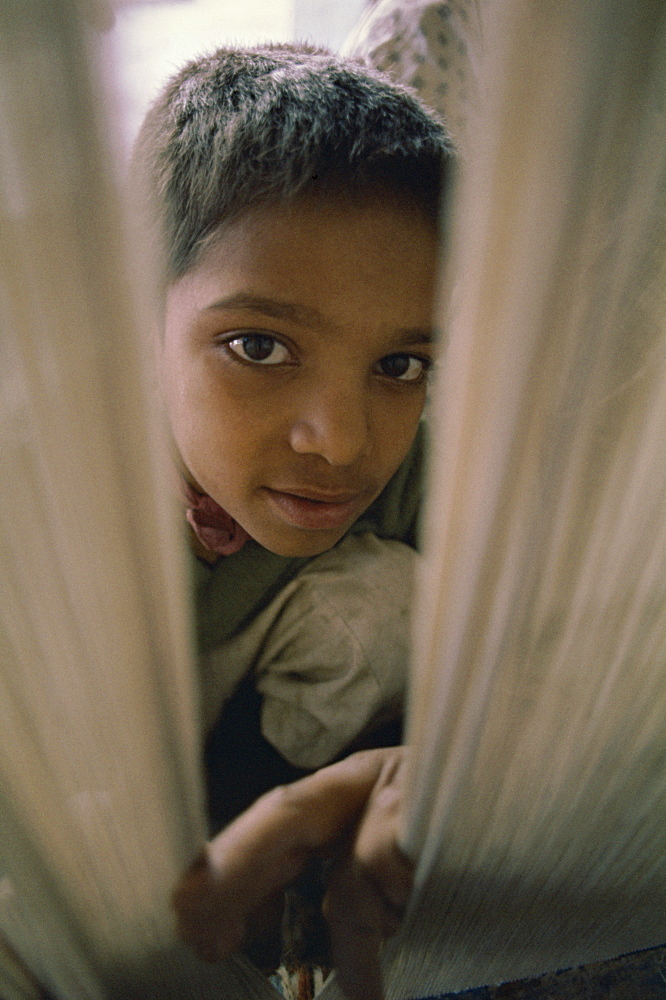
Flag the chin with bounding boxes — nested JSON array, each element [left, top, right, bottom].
[[258, 527, 346, 558]]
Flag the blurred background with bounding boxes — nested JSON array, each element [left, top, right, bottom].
[[103, 0, 367, 157]]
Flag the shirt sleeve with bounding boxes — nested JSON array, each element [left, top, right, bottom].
[[200, 532, 416, 769]]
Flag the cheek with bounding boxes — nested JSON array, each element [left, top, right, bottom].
[[374, 391, 426, 464], [175, 370, 282, 483], [165, 353, 229, 435]]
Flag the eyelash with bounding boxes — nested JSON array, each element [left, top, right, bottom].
[[375, 354, 432, 383], [225, 333, 291, 366], [223, 333, 432, 383]]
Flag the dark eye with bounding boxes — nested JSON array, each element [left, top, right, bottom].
[[376, 353, 428, 382], [227, 334, 290, 365]]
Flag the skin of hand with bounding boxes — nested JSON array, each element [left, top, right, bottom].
[[172, 747, 413, 1000]]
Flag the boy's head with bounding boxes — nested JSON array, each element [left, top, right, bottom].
[[133, 43, 452, 285], [135, 45, 452, 558]]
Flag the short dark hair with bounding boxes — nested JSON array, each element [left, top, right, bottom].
[[132, 43, 453, 285]]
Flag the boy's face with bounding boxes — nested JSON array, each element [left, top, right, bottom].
[[161, 192, 439, 557]]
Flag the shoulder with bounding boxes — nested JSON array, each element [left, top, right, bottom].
[[191, 541, 310, 654]]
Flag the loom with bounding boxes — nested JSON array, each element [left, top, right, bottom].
[[0, 1, 664, 997]]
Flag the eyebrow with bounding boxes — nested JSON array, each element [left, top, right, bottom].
[[203, 293, 325, 328], [398, 328, 436, 347], [203, 292, 436, 345]]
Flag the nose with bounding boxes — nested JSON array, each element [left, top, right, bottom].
[[288, 381, 371, 467]]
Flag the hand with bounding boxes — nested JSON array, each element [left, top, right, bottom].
[[173, 747, 413, 1000]]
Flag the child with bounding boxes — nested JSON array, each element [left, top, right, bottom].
[[133, 44, 451, 832]]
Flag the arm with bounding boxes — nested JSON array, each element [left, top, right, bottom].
[[173, 747, 412, 1000]]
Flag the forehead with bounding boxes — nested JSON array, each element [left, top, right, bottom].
[[168, 192, 440, 333]]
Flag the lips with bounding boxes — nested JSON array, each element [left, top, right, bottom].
[[276, 486, 362, 503], [263, 486, 368, 531]]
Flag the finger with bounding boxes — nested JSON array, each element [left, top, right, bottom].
[[355, 768, 414, 911], [323, 855, 389, 1000], [206, 748, 396, 904], [173, 748, 402, 962], [173, 853, 245, 961], [322, 751, 414, 1000], [174, 858, 285, 965]]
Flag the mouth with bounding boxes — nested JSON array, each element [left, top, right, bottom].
[[263, 487, 367, 531]]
